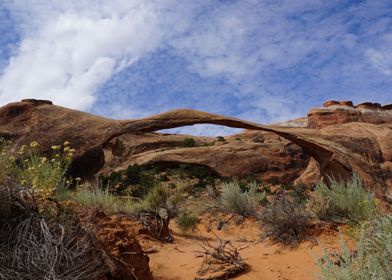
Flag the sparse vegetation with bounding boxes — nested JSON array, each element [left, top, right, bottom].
[[219, 181, 266, 216], [0, 140, 112, 279], [182, 137, 196, 147], [318, 214, 392, 279], [138, 185, 183, 217], [72, 187, 136, 214], [260, 194, 311, 245], [310, 175, 379, 224], [99, 164, 157, 197], [252, 134, 265, 143], [175, 211, 199, 233], [216, 136, 226, 142]]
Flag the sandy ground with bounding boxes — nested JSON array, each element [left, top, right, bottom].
[[147, 214, 342, 280]]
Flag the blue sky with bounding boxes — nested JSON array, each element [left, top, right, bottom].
[[0, 0, 391, 135]]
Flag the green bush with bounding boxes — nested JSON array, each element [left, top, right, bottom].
[[219, 181, 266, 216], [177, 163, 217, 188], [0, 140, 73, 199], [318, 214, 392, 279], [310, 175, 378, 224], [99, 164, 156, 197], [175, 211, 199, 233], [182, 138, 196, 147]]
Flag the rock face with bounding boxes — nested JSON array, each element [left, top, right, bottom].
[[81, 210, 153, 280], [102, 131, 310, 185], [308, 101, 392, 128], [0, 99, 391, 200]]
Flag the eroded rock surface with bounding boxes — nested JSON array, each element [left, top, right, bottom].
[[308, 101, 392, 128], [0, 99, 391, 200]]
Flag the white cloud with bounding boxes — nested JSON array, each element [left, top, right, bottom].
[[0, 0, 184, 109], [0, 0, 391, 136]]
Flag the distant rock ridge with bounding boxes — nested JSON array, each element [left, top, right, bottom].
[[308, 100, 392, 128], [0, 99, 391, 201]]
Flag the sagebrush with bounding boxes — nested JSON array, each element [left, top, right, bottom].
[[219, 181, 266, 216], [310, 175, 378, 224]]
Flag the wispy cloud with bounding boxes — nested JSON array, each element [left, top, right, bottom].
[[0, 0, 391, 135]]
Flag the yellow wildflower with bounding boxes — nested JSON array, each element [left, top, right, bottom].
[[30, 141, 40, 148]]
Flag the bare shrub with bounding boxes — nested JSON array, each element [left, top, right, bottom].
[[196, 235, 246, 280], [0, 181, 108, 280], [260, 194, 311, 245]]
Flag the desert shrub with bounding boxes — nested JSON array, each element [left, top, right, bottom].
[[216, 136, 226, 142], [99, 164, 156, 197], [72, 188, 136, 214], [135, 185, 184, 241], [0, 139, 14, 182], [177, 163, 218, 189], [175, 211, 199, 233], [219, 181, 266, 216], [260, 194, 311, 244], [318, 214, 392, 279], [0, 140, 73, 199], [16, 143, 73, 197], [182, 138, 196, 147], [252, 134, 265, 143], [139, 185, 183, 218], [310, 175, 378, 224], [290, 183, 309, 204], [0, 180, 108, 280]]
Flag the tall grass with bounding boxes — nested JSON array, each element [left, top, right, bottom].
[[0, 139, 14, 182], [310, 175, 378, 224], [73, 188, 136, 214], [219, 181, 266, 216]]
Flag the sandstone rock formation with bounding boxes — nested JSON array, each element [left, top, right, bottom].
[[308, 101, 392, 128], [0, 99, 391, 200]]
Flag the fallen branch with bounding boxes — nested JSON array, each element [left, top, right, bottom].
[[195, 233, 247, 280]]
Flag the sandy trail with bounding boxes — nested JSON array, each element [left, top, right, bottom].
[[148, 216, 341, 280]]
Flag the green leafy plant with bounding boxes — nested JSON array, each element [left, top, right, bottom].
[[0, 140, 73, 199], [99, 164, 156, 197], [310, 175, 379, 224]]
